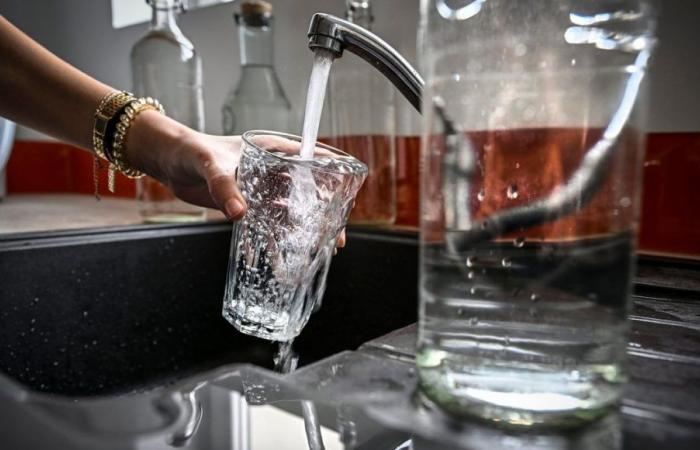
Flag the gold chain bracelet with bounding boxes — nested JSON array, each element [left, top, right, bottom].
[[91, 91, 165, 195], [92, 91, 135, 198]]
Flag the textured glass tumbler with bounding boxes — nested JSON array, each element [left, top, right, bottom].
[[223, 131, 367, 342], [417, 0, 656, 426]]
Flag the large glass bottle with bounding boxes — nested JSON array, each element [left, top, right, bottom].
[[327, 0, 396, 225], [222, 1, 291, 135], [131, 0, 206, 223]]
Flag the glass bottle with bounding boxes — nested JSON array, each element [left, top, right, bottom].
[[131, 0, 206, 223], [417, 0, 655, 426], [326, 0, 397, 225], [222, 1, 292, 135]]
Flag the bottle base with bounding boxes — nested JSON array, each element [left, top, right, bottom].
[[141, 212, 207, 224], [417, 352, 624, 428]]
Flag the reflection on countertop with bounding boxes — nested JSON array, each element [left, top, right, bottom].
[[0, 194, 224, 235]]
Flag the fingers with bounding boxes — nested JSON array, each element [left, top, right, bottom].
[[203, 164, 247, 221], [251, 135, 335, 158], [337, 229, 346, 248]]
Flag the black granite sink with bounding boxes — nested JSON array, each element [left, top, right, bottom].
[[0, 223, 418, 396]]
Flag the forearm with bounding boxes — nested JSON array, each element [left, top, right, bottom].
[[0, 15, 112, 150]]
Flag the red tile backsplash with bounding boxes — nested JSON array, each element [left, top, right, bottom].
[[6, 140, 135, 197], [638, 133, 700, 258]]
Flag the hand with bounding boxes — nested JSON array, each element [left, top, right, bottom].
[[124, 111, 348, 249], [125, 111, 248, 220]]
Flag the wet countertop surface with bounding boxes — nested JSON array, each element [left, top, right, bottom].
[[0, 194, 224, 235], [0, 225, 698, 449]]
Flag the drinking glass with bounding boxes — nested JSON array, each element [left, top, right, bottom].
[[223, 131, 367, 342], [417, 0, 656, 425]]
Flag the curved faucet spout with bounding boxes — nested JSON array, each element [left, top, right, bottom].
[[307, 13, 424, 112]]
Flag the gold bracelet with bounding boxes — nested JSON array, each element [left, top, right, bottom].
[[108, 97, 166, 192], [92, 90, 136, 198]]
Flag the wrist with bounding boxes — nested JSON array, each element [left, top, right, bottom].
[[124, 110, 194, 180]]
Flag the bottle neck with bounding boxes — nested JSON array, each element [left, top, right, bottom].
[[150, 0, 181, 33], [238, 23, 274, 67], [346, 0, 373, 30]]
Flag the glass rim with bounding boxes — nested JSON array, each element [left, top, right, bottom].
[[241, 130, 366, 175]]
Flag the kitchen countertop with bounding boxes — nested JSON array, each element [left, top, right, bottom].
[[0, 193, 224, 235]]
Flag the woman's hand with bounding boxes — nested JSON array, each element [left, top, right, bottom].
[[125, 111, 248, 220], [123, 111, 348, 248]]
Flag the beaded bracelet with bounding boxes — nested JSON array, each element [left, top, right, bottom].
[[108, 97, 165, 192]]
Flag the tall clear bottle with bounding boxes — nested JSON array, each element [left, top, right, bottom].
[[222, 1, 291, 135], [327, 0, 396, 225], [131, 0, 206, 223]]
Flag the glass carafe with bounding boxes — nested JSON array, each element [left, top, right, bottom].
[[131, 0, 206, 223], [221, 1, 292, 134], [326, 0, 397, 225], [417, 0, 655, 426]]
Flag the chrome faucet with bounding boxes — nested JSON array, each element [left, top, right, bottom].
[[307, 13, 423, 112]]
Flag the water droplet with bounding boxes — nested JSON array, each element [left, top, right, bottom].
[[620, 197, 631, 208], [82, 311, 88, 317], [515, 162, 521, 169], [53, 361, 59, 366], [571, 58, 577, 66], [513, 236, 525, 247], [504, 336, 511, 346], [456, 308, 464, 316], [477, 188, 485, 202], [467, 271, 475, 279], [33, 297, 39, 303], [29, 327, 35, 333], [466, 256, 478, 267], [152, 340, 158, 345], [30, 318, 36, 324], [59, 348, 66, 353], [92, 340, 98, 345], [469, 287, 478, 295], [501, 257, 512, 267], [507, 184, 519, 199], [468, 317, 479, 325], [530, 293, 540, 302]]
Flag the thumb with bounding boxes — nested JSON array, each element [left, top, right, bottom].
[[204, 164, 247, 221]]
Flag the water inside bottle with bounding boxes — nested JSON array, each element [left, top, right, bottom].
[[418, 127, 640, 425]]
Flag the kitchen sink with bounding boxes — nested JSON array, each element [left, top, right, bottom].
[[0, 223, 418, 396]]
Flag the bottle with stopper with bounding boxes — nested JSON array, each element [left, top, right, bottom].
[[326, 0, 397, 225], [130, 0, 207, 223], [222, 0, 292, 135]]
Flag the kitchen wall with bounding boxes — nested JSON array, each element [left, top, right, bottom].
[[0, 0, 420, 139], [2, 0, 698, 139]]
